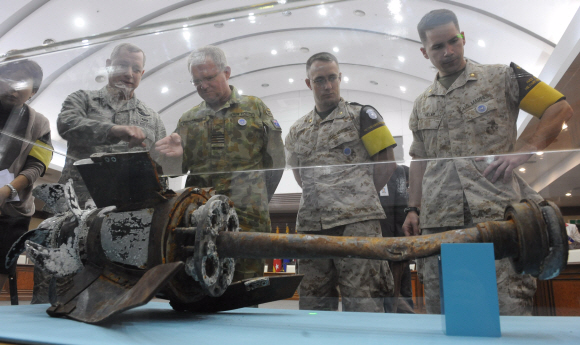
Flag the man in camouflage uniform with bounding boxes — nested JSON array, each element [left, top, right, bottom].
[[155, 46, 284, 282], [285, 52, 397, 312], [402, 9, 573, 315], [32, 43, 166, 304], [57, 43, 166, 208]]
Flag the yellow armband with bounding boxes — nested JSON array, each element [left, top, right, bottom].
[[511, 62, 565, 118], [360, 105, 397, 157], [29, 140, 53, 170]]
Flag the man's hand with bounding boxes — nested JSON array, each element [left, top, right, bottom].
[[478, 153, 532, 183], [155, 133, 183, 157], [109, 125, 147, 148], [0, 186, 10, 207], [402, 211, 421, 236]]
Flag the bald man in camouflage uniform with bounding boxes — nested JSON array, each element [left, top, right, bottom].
[[156, 46, 284, 282], [403, 10, 573, 315], [286, 52, 397, 312]]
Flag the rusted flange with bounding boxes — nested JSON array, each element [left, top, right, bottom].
[[504, 200, 549, 277], [191, 195, 239, 297], [504, 199, 568, 280]]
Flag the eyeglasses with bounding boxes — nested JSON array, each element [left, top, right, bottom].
[[191, 71, 222, 86], [310, 75, 340, 86]]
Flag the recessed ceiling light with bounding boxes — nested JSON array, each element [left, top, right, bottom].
[[370, 81, 378, 85], [43, 38, 55, 46], [95, 75, 106, 83], [214, 23, 224, 28], [394, 14, 403, 22], [519, 167, 526, 172], [154, 31, 161, 35], [182, 24, 189, 28], [249, 16, 256, 21], [343, 76, 349, 83], [353, 10, 366, 16], [82, 39, 89, 45], [400, 86, 407, 92], [271, 49, 277, 55], [74, 18, 85, 27], [289, 78, 294, 83], [229, 18, 236, 22], [278, 0, 287, 4], [161, 87, 169, 93], [333, 47, 339, 52], [282, 11, 292, 16], [183, 31, 191, 40], [262, 83, 269, 87], [300, 47, 310, 53], [478, 40, 486, 47], [566, 192, 572, 197], [319, 8, 327, 16], [238, 90, 244, 95], [536, 152, 544, 155], [563, 123, 568, 130], [388, 0, 402, 15], [398, 55, 405, 62]]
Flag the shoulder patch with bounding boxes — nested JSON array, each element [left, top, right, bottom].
[[272, 119, 281, 129]]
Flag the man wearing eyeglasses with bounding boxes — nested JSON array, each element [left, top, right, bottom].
[[155, 45, 284, 282], [57, 42, 167, 209], [284, 52, 397, 312]]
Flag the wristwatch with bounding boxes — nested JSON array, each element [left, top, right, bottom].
[[5, 183, 17, 199], [403, 207, 420, 216]]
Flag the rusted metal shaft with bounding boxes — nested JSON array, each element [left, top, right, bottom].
[[216, 220, 519, 261]]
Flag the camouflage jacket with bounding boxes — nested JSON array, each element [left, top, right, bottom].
[[57, 86, 166, 206], [409, 60, 543, 228], [286, 99, 396, 232], [175, 86, 284, 233]]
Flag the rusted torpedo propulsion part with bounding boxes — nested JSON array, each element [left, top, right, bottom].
[[215, 199, 567, 281], [9, 151, 567, 325]]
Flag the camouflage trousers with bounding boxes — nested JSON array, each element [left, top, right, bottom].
[[420, 226, 537, 316], [297, 220, 394, 312]]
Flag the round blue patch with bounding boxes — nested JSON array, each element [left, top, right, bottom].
[[238, 118, 247, 126], [476, 104, 487, 113], [343, 147, 352, 156]]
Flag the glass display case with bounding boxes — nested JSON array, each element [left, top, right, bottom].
[[1, 0, 579, 343]]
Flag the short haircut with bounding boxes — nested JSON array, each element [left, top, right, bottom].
[[187, 46, 228, 72], [0, 59, 44, 93], [110, 43, 146, 66], [306, 52, 339, 77], [417, 9, 460, 44]]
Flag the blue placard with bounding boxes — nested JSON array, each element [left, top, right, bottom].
[[440, 243, 501, 337]]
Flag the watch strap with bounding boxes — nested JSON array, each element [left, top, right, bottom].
[[404, 207, 420, 216]]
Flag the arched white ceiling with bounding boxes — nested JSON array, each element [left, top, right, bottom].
[[2, 0, 580, 197]]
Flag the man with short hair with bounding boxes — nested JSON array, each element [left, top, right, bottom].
[[57, 42, 167, 207], [285, 52, 397, 312], [155, 45, 284, 282], [32, 43, 167, 304], [403, 9, 573, 315]]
